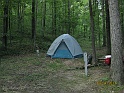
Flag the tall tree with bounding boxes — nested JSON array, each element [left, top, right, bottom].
[[52, 0, 57, 37], [102, 0, 106, 47], [67, 0, 71, 34], [64, 0, 67, 33], [95, 1, 100, 48], [32, 0, 36, 46], [2, 0, 9, 50], [89, 0, 96, 64], [109, 0, 124, 85], [41, 0, 46, 37], [8, 2, 12, 45], [119, 0, 124, 47], [32, 0, 36, 40], [17, 0, 25, 44], [17, 0, 21, 33], [105, 0, 111, 54]]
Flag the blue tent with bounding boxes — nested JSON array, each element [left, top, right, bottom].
[[47, 34, 83, 58]]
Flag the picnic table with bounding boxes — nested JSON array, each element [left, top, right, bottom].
[[98, 56, 106, 63]]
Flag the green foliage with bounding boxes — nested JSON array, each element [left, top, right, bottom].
[[0, 0, 123, 55]]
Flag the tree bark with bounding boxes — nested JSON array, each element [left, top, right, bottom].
[[31, 0, 36, 49], [17, 0, 21, 33], [9, 3, 12, 45], [109, 0, 124, 85], [32, 0, 36, 39], [95, 1, 100, 48], [83, 25, 86, 38], [52, 0, 57, 37], [67, 0, 71, 34], [102, 0, 106, 47], [2, 0, 9, 50], [105, 0, 111, 55], [64, 1, 67, 33], [41, 0, 46, 37], [89, 0, 97, 64], [121, 12, 124, 48], [119, 0, 124, 47]]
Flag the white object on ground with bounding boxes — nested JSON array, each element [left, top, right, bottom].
[[36, 50, 40, 56]]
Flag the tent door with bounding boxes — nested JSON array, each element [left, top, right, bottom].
[[52, 41, 73, 58]]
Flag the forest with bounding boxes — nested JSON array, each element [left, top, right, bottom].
[[0, 0, 124, 54], [1, 0, 124, 93], [0, 0, 91, 54]]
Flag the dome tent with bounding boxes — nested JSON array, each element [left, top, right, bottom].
[[47, 34, 83, 58]]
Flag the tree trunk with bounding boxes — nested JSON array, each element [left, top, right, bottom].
[[105, 0, 111, 55], [21, 3, 24, 38], [67, 0, 71, 34], [89, 0, 97, 65], [102, 0, 106, 47], [17, 0, 21, 33], [41, 0, 46, 37], [52, 0, 57, 37], [32, 0, 36, 47], [19, 3, 24, 44], [17, 0, 24, 45], [72, 4, 75, 35], [119, 0, 124, 47], [121, 12, 124, 48], [2, 0, 9, 50], [32, 0, 36, 40], [98, 14, 100, 48], [64, 1, 67, 33], [95, 1, 100, 48], [109, 0, 124, 85], [9, 3, 12, 45], [83, 25, 86, 38]]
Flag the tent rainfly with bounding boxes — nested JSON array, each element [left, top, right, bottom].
[[47, 34, 83, 58]]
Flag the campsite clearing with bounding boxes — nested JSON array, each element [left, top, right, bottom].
[[1, 53, 124, 93]]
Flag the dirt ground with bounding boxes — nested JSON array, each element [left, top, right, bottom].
[[0, 54, 124, 93]]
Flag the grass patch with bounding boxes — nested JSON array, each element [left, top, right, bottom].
[[46, 59, 65, 71], [22, 73, 47, 82], [1, 53, 124, 93]]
